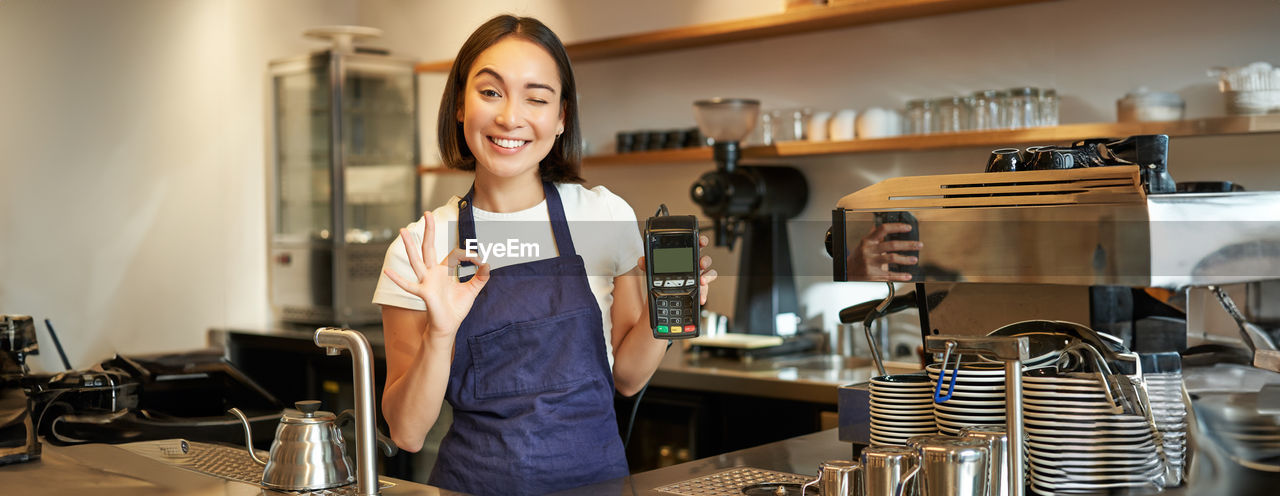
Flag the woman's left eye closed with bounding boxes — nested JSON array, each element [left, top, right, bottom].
[[527, 98, 548, 105]]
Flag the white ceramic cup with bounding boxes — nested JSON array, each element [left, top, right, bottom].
[[857, 107, 901, 139], [829, 109, 858, 140], [808, 111, 833, 142]]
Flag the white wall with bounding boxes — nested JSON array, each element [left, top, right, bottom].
[[0, 0, 358, 372], [2, 0, 1277, 372]]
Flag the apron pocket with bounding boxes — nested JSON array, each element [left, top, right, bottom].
[[469, 307, 597, 400]]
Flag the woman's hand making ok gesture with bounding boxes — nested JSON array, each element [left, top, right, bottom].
[[383, 212, 492, 338]]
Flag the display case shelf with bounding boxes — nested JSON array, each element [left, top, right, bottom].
[[414, 0, 1051, 73]]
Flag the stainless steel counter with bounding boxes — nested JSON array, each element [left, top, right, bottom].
[[0, 431, 843, 496], [0, 442, 444, 496]]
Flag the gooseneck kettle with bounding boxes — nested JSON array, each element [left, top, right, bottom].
[[229, 400, 356, 491]]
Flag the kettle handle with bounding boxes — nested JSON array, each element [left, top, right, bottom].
[[337, 409, 400, 457], [227, 408, 267, 466]]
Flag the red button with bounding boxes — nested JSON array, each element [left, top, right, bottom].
[[684, 325, 696, 333]]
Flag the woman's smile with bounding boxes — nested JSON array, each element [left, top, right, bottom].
[[486, 135, 531, 153]]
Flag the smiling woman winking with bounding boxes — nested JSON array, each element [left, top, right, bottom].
[[371, 15, 718, 496]]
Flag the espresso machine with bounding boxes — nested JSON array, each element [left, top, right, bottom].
[[1, 315, 41, 465], [828, 135, 1280, 494]]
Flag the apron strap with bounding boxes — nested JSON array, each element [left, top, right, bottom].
[[455, 181, 576, 281]]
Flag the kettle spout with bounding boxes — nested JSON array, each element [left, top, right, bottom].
[[227, 407, 268, 466]]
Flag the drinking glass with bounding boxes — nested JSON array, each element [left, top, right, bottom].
[[1039, 88, 1059, 126], [970, 90, 1003, 131], [1006, 87, 1040, 129], [933, 96, 968, 133], [905, 99, 933, 135]]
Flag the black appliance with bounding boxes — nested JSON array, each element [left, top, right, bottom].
[[24, 351, 283, 446], [1, 315, 40, 465], [690, 99, 809, 334]]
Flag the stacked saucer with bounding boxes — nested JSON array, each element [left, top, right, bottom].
[[869, 373, 938, 445], [1145, 371, 1188, 486], [1023, 373, 1165, 495], [926, 362, 1008, 435]]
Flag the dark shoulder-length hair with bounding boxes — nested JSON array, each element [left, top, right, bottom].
[[438, 15, 584, 183]]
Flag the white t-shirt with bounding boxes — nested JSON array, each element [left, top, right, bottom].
[[372, 183, 644, 366]]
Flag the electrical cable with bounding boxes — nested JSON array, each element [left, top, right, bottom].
[[623, 203, 673, 454], [43, 319, 73, 371], [623, 340, 672, 451]]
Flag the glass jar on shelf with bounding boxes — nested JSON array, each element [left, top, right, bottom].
[[1006, 87, 1041, 129], [932, 96, 968, 133], [904, 99, 933, 135], [1039, 88, 1059, 126], [771, 107, 812, 142], [970, 89, 1004, 131]]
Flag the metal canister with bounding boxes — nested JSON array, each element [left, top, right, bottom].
[[959, 425, 1011, 496], [916, 437, 989, 496], [862, 445, 918, 496], [808, 459, 864, 496]]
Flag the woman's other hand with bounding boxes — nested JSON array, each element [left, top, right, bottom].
[[696, 235, 718, 305], [383, 212, 491, 337]]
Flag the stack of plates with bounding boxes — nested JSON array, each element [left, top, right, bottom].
[[1146, 372, 1188, 486], [1023, 374, 1164, 495], [869, 373, 938, 445], [926, 362, 1007, 435], [1196, 391, 1280, 463]]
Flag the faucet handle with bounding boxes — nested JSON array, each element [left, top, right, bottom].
[[336, 408, 399, 457], [376, 430, 398, 457]]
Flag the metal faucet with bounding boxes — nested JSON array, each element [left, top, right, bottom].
[[314, 327, 380, 496]]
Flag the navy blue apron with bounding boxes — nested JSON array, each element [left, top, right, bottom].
[[427, 182, 630, 495]]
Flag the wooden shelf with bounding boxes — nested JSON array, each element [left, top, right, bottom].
[[591, 114, 1280, 166], [418, 115, 1280, 173], [414, 0, 1051, 73]]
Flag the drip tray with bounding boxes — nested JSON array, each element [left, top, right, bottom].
[[120, 439, 393, 495], [655, 467, 813, 496]]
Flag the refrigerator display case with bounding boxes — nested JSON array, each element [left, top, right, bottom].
[[268, 38, 419, 326]]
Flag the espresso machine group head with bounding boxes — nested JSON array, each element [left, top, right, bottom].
[[690, 99, 808, 334]]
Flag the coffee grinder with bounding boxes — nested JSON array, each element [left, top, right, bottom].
[[690, 99, 808, 334], [1, 315, 41, 465]]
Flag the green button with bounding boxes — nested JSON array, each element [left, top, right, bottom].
[[657, 326, 669, 333]]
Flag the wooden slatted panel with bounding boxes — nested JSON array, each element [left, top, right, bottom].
[[837, 165, 1144, 210]]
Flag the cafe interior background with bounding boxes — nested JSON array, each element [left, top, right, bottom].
[[2, 0, 1279, 477]]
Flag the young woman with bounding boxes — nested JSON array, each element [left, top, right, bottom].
[[372, 15, 717, 495]]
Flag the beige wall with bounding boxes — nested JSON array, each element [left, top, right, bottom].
[[2, 0, 1277, 372], [0, 0, 359, 371]]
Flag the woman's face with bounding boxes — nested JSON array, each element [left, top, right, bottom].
[[459, 36, 564, 179]]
